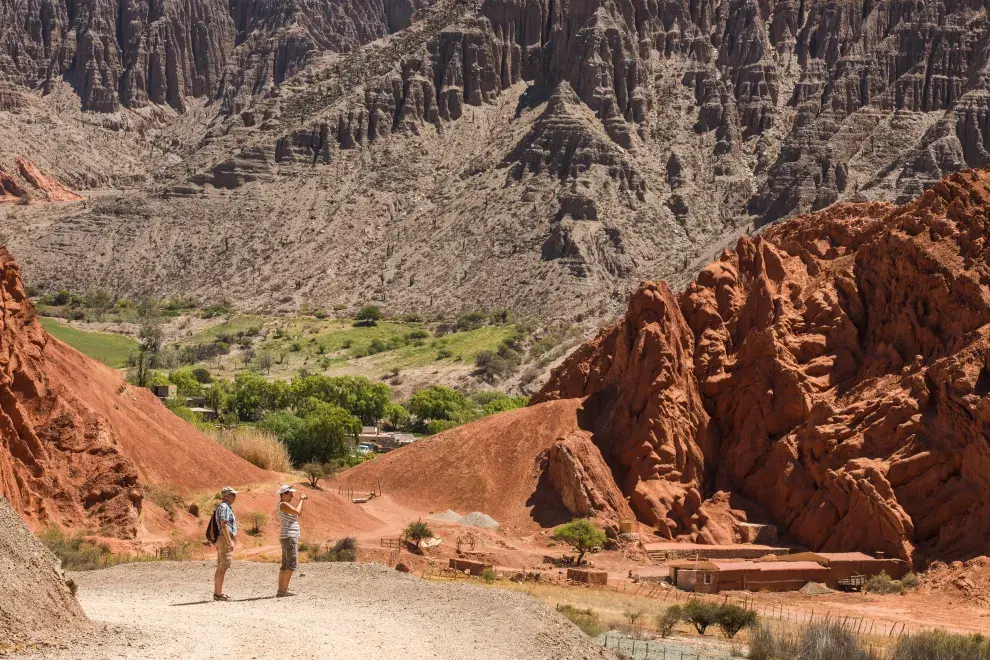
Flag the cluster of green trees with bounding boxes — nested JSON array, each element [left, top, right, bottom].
[[398, 386, 528, 434], [163, 371, 528, 464]]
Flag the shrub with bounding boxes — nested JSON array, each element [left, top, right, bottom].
[[747, 622, 878, 660], [207, 427, 293, 472], [355, 305, 383, 326], [308, 537, 358, 562], [426, 419, 459, 435], [657, 605, 682, 638], [455, 311, 487, 331], [481, 567, 497, 584], [716, 604, 757, 639], [247, 512, 268, 537], [893, 629, 990, 660], [191, 367, 213, 383], [557, 604, 606, 637], [302, 461, 327, 487], [145, 484, 184, 520], [552, 519, 606, 564], [683, 600, 721, 636], [900, 572, 921, 590], [865, 571, 905, 595], [37, 527, 134, 571], [623, 609, 645, 625]]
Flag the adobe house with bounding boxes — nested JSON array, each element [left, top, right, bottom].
[[778, 552, 909, 587], [667, 559, 830, 593]]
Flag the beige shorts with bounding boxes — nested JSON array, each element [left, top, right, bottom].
[[280, 537, 299, 571], [216, 536, 233, 570]]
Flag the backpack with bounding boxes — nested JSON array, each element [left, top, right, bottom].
[[205, 505, 222, 544]]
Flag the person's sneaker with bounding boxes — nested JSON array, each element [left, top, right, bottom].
[[213, 593, 231, 601], [276, 590, 296, 598]]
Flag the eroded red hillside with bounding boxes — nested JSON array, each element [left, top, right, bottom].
[[536, 169, 990, 564], [0, 248, 273, 537]]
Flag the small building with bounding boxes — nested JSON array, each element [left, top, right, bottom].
[[667, 559, 830, 593], [778, 552, 909, 587], [567, 568, 608, 585], [450, 558, 492, 576], [150, 384, 175, 399]]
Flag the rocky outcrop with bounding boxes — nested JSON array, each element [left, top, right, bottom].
[[546, 431, 634, 524], [537, 168, 990, 564], [0, 159, 81, 203]]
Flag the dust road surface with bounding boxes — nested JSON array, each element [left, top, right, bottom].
[[16, 561, 613, 659]]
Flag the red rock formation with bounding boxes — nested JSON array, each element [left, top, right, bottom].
[[0, 166, 26, 203], [537, 169, 990, 564], [16, 158, 82, 202], [0, 248, 273, 536]]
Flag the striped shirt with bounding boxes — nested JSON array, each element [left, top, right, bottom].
[[216, 502, 237, 537], [277, 503, 300, 539]]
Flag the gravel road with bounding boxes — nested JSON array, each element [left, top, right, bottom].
[[11, 561, 614, 659]]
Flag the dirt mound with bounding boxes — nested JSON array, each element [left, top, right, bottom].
[[536, 168, 990, 564], [919, 557, 990, 606], [0, 248, 275, 537], [0, 496, 86, 648], [338, 398, 630, 531], [799, 582, 834, 596]]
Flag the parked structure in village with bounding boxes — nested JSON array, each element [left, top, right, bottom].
[[666, 552, 909, 593]]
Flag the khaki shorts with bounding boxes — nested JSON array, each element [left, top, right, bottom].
[[280, 537, 299, 571], [216, 536, 233, 570]]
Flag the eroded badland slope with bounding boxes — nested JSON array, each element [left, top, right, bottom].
[[5, 0, 990, 321]]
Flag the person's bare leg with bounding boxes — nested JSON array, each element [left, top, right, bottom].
[[278, 569, 292, 593], [215, 566, 227, 596]]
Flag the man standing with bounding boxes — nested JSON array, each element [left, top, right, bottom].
[[214, 486, 238, 601]]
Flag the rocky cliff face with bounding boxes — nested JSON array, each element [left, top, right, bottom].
[[8, 0, 990, 321], [0, 0, 430, 113], [537, 168, 990, 564]]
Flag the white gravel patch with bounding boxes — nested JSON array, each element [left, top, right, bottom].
[[10, 561, 613, 659]]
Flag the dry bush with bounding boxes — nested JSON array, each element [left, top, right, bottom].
[[894, 629, 990, 660], [207, 427, 292, 472]]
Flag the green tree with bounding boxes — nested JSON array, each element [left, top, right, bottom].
[[657, 605, 682, 638], [258, 411, 306, 448], [470, 391, 529, 415], [404, 520, 434, 545], [231, 371, 290, 421], [683, 600, 720, 636], [289, 398, 360, 464], [168, 368, 204, 397], [290, 375, 391, 424], [552, 519, 606, 565], [383, 402, 410, 430], [715, 604, 757, 639], [407, 386, 471, 422], [355, 305, 383, 326]]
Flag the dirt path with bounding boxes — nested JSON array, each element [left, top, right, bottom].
[[12, 561, 613, 660]]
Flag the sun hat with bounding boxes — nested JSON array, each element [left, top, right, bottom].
[[277, 485, 297, 496], [220, 486, 239, 497]]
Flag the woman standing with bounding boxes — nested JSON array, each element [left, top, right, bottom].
[[276, 485, 307, 597]]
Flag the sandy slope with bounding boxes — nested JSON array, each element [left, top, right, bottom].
[[10, 561, 614, 660]]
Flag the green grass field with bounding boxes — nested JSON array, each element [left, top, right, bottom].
[[40, 318, 138, 367]]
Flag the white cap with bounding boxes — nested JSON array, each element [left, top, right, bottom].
[[277, 485, 296, 496], [220, 486, 238, 497]]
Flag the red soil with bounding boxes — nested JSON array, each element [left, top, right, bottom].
[[0, 248, 275, 537], [337, 399, 592, 532]]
